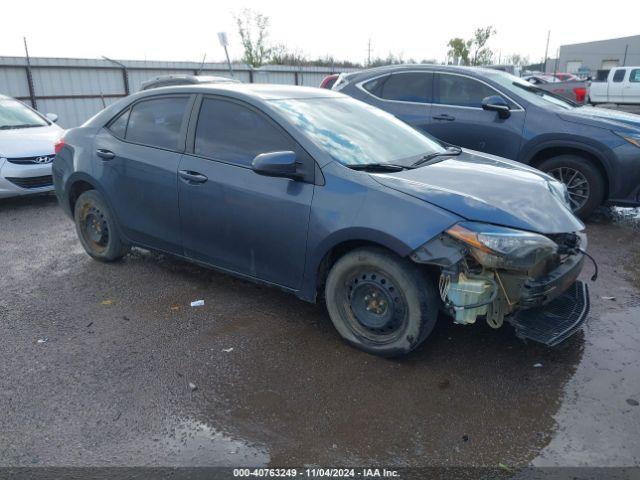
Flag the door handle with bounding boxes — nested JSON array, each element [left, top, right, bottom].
[[179, 170, 208, 184], [96, 149, 115, 160], [433, 114, 455, 121]]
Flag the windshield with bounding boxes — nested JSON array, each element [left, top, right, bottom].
[[0, 99, 49, 129], [485, 71, 575, 110], [268, 97, 445, 166]]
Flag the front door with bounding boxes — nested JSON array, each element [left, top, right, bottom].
[[427, 72, 525, 160], [178, 96, 314, 289], [93, 95, 191, 254]]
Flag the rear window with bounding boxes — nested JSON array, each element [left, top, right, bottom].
[[124, 96, 189, 150], [363, 72, 433, 103], [612, 69, 626, 82]]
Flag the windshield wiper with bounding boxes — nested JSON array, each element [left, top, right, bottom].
[[347, 163, 407, 172], [0, 124, 41, 130], [411, 146, 462, 167]]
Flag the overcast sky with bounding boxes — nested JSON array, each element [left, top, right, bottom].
[[1, 0, 638, 65]]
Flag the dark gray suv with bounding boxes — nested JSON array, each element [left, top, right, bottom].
[[333, 65, 640, 218]]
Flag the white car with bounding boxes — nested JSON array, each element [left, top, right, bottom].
[[0, 94, 63, 199]]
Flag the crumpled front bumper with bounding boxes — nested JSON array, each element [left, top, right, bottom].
[[508, 281, 589, 346]]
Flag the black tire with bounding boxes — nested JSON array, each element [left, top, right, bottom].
[[74, 190, 130, 262], [538, 155, 605, 219], [325, 247, 439, 357]]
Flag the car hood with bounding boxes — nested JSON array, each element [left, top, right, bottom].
[[559, 106, 640, 132], [0, 124, 64, 158], [371, 150, 584, 234]]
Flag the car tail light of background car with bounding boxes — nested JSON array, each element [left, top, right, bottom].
[[573, 87, 587, 103], [54, 138, 66, 154]]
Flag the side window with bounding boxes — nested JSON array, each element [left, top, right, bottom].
[[125, 96, 189, 150], [629, 69, 640, 83], [363, 73, 433, 103], [362, 76, 388, 97], [436, 74, 505, 108], [107, 108, 130, 139], [612, 69, 626, 82], [194, 98, 293, 166]]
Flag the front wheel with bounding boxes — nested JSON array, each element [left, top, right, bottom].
[[538, 155, 605, 219], [74, 190, 130, 262], [325, 247, 439, 357]]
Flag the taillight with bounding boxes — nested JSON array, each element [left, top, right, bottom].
[[54, 138, 65, 154], [573, 87, 586, 103]]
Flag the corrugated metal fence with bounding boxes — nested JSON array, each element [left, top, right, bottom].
[[0, 56, 357, 128]]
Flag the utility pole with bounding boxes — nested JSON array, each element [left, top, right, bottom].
[[367, 39, 372, 67], [543, 30, 550, 73]]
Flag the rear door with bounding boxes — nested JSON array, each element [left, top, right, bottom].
[[177, 96, 314, 289], [428, 72, 525, 160], [609, 68, 627, 103], [358, 71, 433, 134], [93, 95, 192, 254], [623, 68, 640, 104]]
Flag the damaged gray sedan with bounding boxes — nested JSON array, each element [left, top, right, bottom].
[[53, 85, 592, 356]]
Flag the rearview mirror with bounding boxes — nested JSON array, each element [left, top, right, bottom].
[[481, 95, 511, 119], [45, 113, 59, 123], [252, 151, 300, 179]]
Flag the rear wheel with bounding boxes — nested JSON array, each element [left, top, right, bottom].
[[538, 155, 605, 219], [325, 247, 439, 357], [74, 190, 130, 262]]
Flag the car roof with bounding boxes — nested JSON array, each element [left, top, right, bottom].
[[135, 83, 344, 101], [343, 64, 503, 83]]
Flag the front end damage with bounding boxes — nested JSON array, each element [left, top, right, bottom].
[[411, 222, 591, 346]]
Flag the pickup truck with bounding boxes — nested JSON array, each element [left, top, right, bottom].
[[589, 67, 640, 104], [523, 74, 587, 104]]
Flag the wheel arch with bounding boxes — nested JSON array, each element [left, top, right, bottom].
[[524, 143, 611, 201], [303, 228, 419, 303]]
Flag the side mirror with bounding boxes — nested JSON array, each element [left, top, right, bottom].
[[481, 95, 511, 119], [252, 151, 300, 180], [45, 113, 59, 123]]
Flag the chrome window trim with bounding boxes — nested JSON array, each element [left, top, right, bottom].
[[356, 70, 525, 112]]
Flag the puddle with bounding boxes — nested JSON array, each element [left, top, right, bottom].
[[533, 307, 640, 466], [141, 419, 269, 467]]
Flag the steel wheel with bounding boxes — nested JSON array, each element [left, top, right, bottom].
[[548, 167, 590, 211], [79, 204, 109, 253], [343, 270, 409, 344]]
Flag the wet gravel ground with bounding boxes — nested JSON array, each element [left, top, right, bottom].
[[0, 194, 639, 468]]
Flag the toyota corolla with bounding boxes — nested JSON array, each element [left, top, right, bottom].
[[53, 84, 592, 356]]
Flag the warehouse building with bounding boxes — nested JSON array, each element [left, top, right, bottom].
[[557, 34, 640, 77]]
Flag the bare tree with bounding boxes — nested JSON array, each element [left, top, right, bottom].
[[236, 9, 271, 67], [470, 26, 496, 66]]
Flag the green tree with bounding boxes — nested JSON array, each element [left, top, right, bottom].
[[447, 37, 471, 65], [236, 9, 271, 67]]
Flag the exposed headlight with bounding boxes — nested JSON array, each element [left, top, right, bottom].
[[613, 130, 640, 149], [446, 222, 558, 271]]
